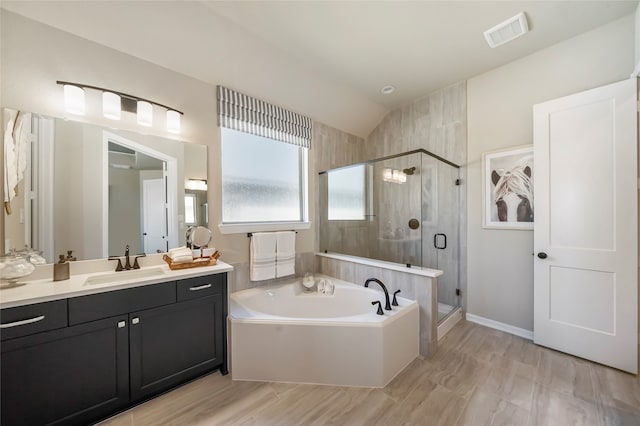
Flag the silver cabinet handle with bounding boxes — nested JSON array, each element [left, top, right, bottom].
[[131, 317, 140, 325], [118, 321, 126, 328], [189, 284, 212, 291], [0, 315, 45, 329]]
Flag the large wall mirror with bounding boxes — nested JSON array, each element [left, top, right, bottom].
[[3, 108, 208, 263]]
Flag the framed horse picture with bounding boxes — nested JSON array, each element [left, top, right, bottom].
[[482, 145, 534, 230]]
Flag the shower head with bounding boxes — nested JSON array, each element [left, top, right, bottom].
[[403, 167, 416, 175]]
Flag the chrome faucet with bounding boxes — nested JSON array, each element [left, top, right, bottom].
[[365, 278, 391, 310]]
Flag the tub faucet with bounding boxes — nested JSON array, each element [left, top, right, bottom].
[[365, 278, 391, 310]]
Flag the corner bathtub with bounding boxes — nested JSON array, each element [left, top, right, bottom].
[[229, 276, 419, 387]]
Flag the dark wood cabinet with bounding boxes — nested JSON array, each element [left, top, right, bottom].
[[1, 315, 129, 426], [0, 272, 227, 426], [130, 294, 224, 401]]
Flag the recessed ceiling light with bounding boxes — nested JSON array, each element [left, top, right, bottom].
[[381, 85, 395, 95]]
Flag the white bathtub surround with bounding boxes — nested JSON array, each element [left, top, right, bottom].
[[230, 276, 419, 387], [316, 253, 439, 357], [249, 232, 277, 281], [275, 231, 295, 277]]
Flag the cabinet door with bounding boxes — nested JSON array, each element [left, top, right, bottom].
[[1, 315, 129, 426], [129, 294, 223, 401]]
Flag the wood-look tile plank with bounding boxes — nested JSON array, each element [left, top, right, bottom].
[[591, 363, 640, 414], [535, 349, 597, 404], [479, 354, 536, 410], [456, 388, 530, 426], [529, 383, 601, 426]]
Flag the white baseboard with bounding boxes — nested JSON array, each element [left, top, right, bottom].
[[466, 313, 534, 340], [438, 308, 463, 340]]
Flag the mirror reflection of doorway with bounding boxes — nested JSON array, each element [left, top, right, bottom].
[[104, 133, 177, 257]]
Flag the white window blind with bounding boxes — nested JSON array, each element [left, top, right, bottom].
[[216, 85, 312, 148]]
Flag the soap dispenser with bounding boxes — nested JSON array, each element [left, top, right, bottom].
[[54, 255, 70, 281]]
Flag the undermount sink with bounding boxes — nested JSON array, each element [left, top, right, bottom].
[[84, 267, 166, 286]]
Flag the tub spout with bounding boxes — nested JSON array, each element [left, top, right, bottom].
[[365, 278, 391, 310]]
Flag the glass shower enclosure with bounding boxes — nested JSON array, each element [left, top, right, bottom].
[[319, 149, 461, 322]]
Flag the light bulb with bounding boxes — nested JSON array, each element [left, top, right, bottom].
[[63, 85, 85, 115], [102, 92, 121, 120], [166, 110, 181, 134], [137, 100, 153, 127]]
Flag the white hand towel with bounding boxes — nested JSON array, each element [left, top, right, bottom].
[[275, 231, 295, 278], [171, 254, 193, 264], [169, 247, 193, 262], [250, 232, 277, 281]]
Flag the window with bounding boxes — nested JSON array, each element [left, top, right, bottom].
[[328, 165, 366, 220], [216, 85, 312, 231], [221, 128, 307, 224]]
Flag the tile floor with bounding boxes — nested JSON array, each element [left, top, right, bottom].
[[100, 320, 640, 425]]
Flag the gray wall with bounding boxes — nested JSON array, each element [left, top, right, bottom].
[[466, 15, 635, 331], [364, 82, 468, 314]]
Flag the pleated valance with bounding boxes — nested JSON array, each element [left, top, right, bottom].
[[216, 85, 312, 149]]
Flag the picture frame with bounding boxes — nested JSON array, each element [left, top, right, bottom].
[[482, 145, 534, 230]]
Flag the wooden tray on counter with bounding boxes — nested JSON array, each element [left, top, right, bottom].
[[162, 251, 220, 270]]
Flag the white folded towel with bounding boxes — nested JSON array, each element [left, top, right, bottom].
[[171, 254, 193, 264], [168, 247, 193, 263], [275, 231, 295, 278], [250, 232, 277, 281]]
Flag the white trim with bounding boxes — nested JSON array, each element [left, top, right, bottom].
[[438, 308, 462, 340], [316, 252, 443, 278], [466, 313, 534, 340], [218, 221, 311, 235], [37, 116, 55, 263]]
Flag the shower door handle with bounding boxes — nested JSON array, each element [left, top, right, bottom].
[[434, 233, 447, 250]]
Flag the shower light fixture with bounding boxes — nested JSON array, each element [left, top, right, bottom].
[[57, 80, 184, 134], [382, 167, 407, 184], [185, 179, 208, 191]]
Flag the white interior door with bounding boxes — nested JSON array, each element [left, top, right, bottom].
[[533, 78, 638, 373], [142, 178, 167, 254]]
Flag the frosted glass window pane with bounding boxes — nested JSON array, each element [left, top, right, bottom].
[[222, 128, 303, 223], [328, 165, 365, 220]]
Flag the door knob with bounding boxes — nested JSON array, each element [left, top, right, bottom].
[[537, 252, 548, 259]]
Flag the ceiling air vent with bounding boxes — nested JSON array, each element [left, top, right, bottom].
[[484, 12, 529, 48]]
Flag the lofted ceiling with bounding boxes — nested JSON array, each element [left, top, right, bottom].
[[1, 1, 637, 137]]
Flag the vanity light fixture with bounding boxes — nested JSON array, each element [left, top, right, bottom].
[[166, 109, 181, 134], [185, 179, 208, 191], [63, 84, 85, 115], [56, 80, 184, 133], [102, 92, 121, 120], [137, 100, 153, 127]]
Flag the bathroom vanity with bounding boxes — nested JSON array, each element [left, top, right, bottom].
[[0, 261, 232, 426]]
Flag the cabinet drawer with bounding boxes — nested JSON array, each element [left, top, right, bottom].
[[68, 281, 176, 325], [0, 300, 68, 341], [177, 274, 224, 302]]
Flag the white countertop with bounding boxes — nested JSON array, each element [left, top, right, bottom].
[[0, 257, 234, 309]]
